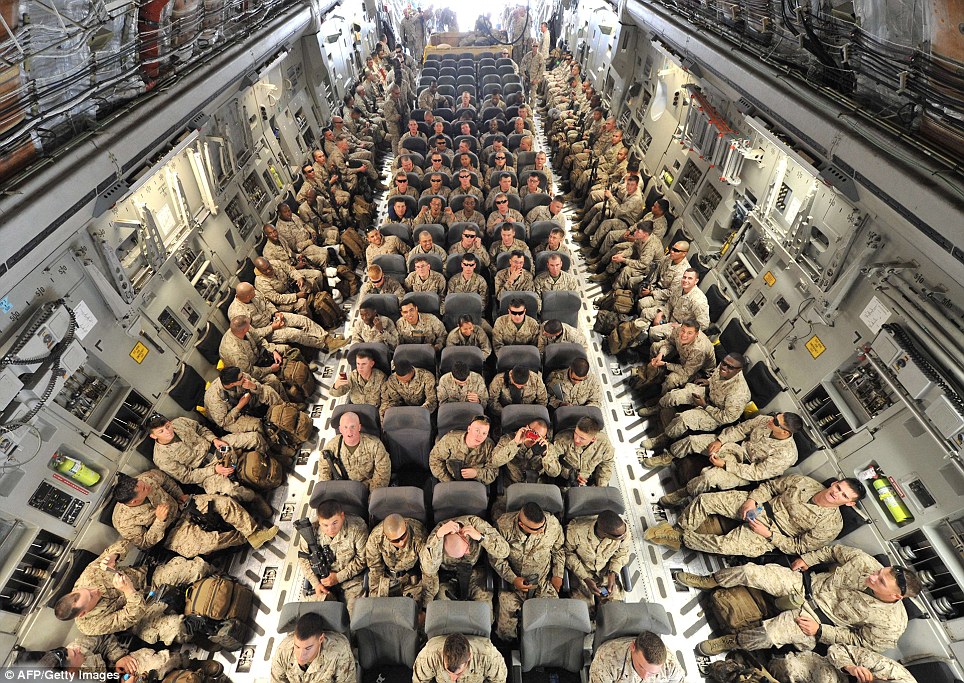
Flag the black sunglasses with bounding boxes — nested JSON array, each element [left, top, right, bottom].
[[387, 527, 409, 544], [669, 247, 687, 253], [720, 360, 742, 370], [893, 566, 907, 595]]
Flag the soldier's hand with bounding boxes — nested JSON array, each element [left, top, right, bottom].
[[273, 350, 283, 365], [466, 391, 480, 403], [155, 504, 170, 522], [691, 393, 707, 407], [213, 438, 229, 451], [606, 572, 617, 593], [513, 576, 533, 592], [706, 440, 723, 456], [373, 316, 383, 331], [215, 464, 235, 476], [437, 520, 462, 538], [237, 392, 251, 409], [612, 254, 625, 263], [843, 666, 874, 683], [584, 578, 601, 595], [738, 498, 757, 520], [115, 655, 139, 675], [297, 256, 309, 269], [638, 287, 651, 296], [790, 558, 809, 572], [112, 572, 135, 593], [747, 517, 772, 538], [461, 467, 478, 480], [333, 375, 350, 389], [514, 427, 528, 444], [320, 571, 339, 588], [709, 453, 725, 468], [794, 615, 819, 637], [100, 553, 120, 572], [460, 525, 483, 541], [269, 362, 281, 373], [550, 575, 563, 592], [576, 473, 588, 486]]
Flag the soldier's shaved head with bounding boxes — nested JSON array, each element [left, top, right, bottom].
[[236, 282, 255, 302], [443, 532, 470, 559], [383, 513, 407, 538]]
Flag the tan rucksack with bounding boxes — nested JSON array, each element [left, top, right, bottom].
[[184, 576, 254, 621], [230, 451, 283, 490], [605, 321, 640, 355], [341, 228, 366, 261], [709, 586, 776, 632], [266, 403, 314, 443], [310, 291, 346, 329]]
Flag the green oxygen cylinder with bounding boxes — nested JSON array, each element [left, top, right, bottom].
[[872, 472, 914, 527]]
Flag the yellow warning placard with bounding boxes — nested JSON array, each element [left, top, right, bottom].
[[805, 335, 826, 359], [130, 341, 149, 364], [763, 271, 776, 287]]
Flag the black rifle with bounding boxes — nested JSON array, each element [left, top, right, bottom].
[[322, 447, 348, 480], [294, 518, 336, 595], [187, 498, 234, 533]]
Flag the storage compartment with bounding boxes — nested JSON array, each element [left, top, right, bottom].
[[0, 527, 70, 617]]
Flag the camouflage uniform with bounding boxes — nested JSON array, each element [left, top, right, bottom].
[[492, 314, 540, 351], [488, 371, 549, 419], [218, 328, 286, 396], [636, 256, 691, 310], [565, 516, 630, 611], [298, 514, 369, 615], [276, 214, 330, 268], [359, 276, 406, 298], [488, 237, 531, 261], [633, 329, 715, 391], [381, 368, 438, 419], [270, 631, 355, 683], [536, 322, 588, 356], [678, 474, 844, 557], [494, 268, 536, 301], [491, 511, 565, 640], [395, 313, 447, 348], [152, 416, 264, 504], [612, 236, 663, 289], [663, 367, 751, 449], [255, 261, 318, 316], [447, 272, 490, 307], [329, 368, 387, 406], [448, 241, 490, 266], [112, 470, 261, 558], [543, 430, 615, 486], [446, 326, 493, 356], [421, 515, 510, 604], [771, 645, 916, 683], [413, 635, 508, 683], [437, 371, 489, 405], [588, 191, 644, 249], [545, 369, 602, 408], [642, 285, 711, 341], [365, 235, 408, 264], [408, 243, 448, 261], [494, 435, 560, 485], [204, 374, 280, 443], [67, 634, 181, 677], [719, 546, 908, 653], [351, 316, 399, 352], [526, 205, 565, 230], [365, 518, 428, 607], [319, 433, 391, 490], [229, 292, 332, 347], [534, 270, 578, 295], [73, 540, 210, 644], [429, 431, 499, 484], [685, 415, 798, 496], [298, 199, 341, 244], [405, 270, 447, 299], [589, 638, 685, 683]]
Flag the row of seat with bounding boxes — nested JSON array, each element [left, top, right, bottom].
[[407, 105, 529, 128], [347, 340, 587, 383], [360, 289, 580, 327], [397, 147, 539, 175]]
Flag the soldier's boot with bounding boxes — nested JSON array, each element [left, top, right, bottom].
[[187, 660, 225, 677], [642, 522, 682, 551], [697, 634, 739, 656], [674, 571, 719, 590], [639, 451, 674, 469], [658, 487, 690, 508], [246, 525, 279, 549], [642, 434, 669, 451], [636, 404, 660, 417], [324, 335, 350, 353], [247, 496, 274, 521]]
